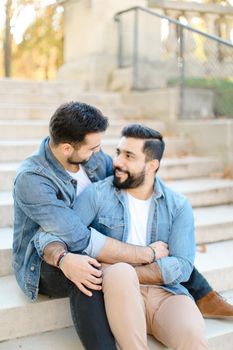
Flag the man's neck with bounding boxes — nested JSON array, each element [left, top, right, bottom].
[[49, 140, 80, 173], [127, 181, 154, 200]]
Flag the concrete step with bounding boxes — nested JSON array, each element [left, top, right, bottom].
[[0, 275, 73, 342], [0, 137, 190, 162], [194, 205, 233, 244], [0, 163, 18, 191], [168, 178, 233, 207], [0, 105, 143, 120], [0, 274, 232, 348], [0, 228, 12, 276], [1, 317, 233, 350], [159, 157, 222, 181], [0, 79, 84, 94], [0, 192, 12, 228], [0, 119, 165, 140], [0, 80, 126, 106], [195, 240, 233, 292], [0, 91, 124, 106], [0, 156, 221, 191]]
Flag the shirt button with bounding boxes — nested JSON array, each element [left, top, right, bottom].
[[30, 265, 35, 272], [71, 179, 76, 184]]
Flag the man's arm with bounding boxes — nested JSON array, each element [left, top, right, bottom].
[[14, 172, 93, 252], [134, 263, 163, 285], [96, 238, 169, 265]]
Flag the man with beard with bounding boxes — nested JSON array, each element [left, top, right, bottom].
[[66, 124, 209, 349]]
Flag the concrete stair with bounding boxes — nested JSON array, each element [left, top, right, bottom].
[[0, 228, 12, 276], [0, 79, 233, 349], [168, 178, 233, 207], [0, 104, 145, 120], [195, 241, 233, 292], [0, 275, 233, 349], [1, 317, 233, 350]]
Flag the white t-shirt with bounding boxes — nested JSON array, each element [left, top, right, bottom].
[[67, 165, 91, 197], [126, 192, 152, 246]]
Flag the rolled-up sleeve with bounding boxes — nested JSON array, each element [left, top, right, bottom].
[[157, 199, 195, 285], [30, 178, 106, 258], [83, 228, 107, 257], [73, 183, 108, 257], [34, 227, 107, 258], [14, 172, 92, 252]]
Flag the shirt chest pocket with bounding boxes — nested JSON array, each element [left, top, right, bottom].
[[98, 216, 124, 240]]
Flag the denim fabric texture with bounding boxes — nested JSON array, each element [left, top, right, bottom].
[[72, 176, 196, 297]]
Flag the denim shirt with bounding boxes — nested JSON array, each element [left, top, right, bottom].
[[13, 137, 113, 300], [74, 176, 195, 297]]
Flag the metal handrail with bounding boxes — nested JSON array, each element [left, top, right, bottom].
[[114, 6, 233, 118], [114, 6, 233, 48]]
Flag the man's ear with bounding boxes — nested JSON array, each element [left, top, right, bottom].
[[61, 143, 73, 156], [147, 159, 160, 174]]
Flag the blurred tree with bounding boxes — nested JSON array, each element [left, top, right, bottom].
[[3, 0, 33, 77], [12, 4, 64, 79], [1, 0, 64, 79]]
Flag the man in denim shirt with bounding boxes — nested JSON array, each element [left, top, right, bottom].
[[72, 124, 209, 349], [13, 103, 233, 350]]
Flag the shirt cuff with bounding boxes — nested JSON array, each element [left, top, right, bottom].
[[83, 228, 107, 258], [34, 231, 64, 258], [157, 257, 182, 285]]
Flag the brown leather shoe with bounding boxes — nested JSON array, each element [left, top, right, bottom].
[[196, 291, 233, 320]]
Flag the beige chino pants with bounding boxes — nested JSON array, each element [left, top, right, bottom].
[[102, 263, 208, 350]]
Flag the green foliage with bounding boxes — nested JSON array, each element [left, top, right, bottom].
[[168, 78, 233, 118]]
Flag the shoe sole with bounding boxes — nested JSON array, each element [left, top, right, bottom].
[[203, 314, 233, 320]]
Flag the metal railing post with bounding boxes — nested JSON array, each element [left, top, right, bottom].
[[116, 16, 123, 68], [133, 8, 139, 89]]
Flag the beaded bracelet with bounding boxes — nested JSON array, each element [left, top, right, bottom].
[[55, 250, 68, 269], [147, 246, 156, 263]]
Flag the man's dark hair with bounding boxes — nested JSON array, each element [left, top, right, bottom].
[[49, 101, 108, 145], [121, 124, 165, 161]]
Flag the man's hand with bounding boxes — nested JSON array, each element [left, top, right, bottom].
[[150, 241, 169, 259], [43, 242, 102, 297], [60, 253, 103, 297]]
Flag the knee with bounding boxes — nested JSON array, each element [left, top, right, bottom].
[[103, 263, 138, 289]]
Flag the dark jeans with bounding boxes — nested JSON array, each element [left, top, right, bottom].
[[39, 261, 117, 350], [181, 267, 212, 301]]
